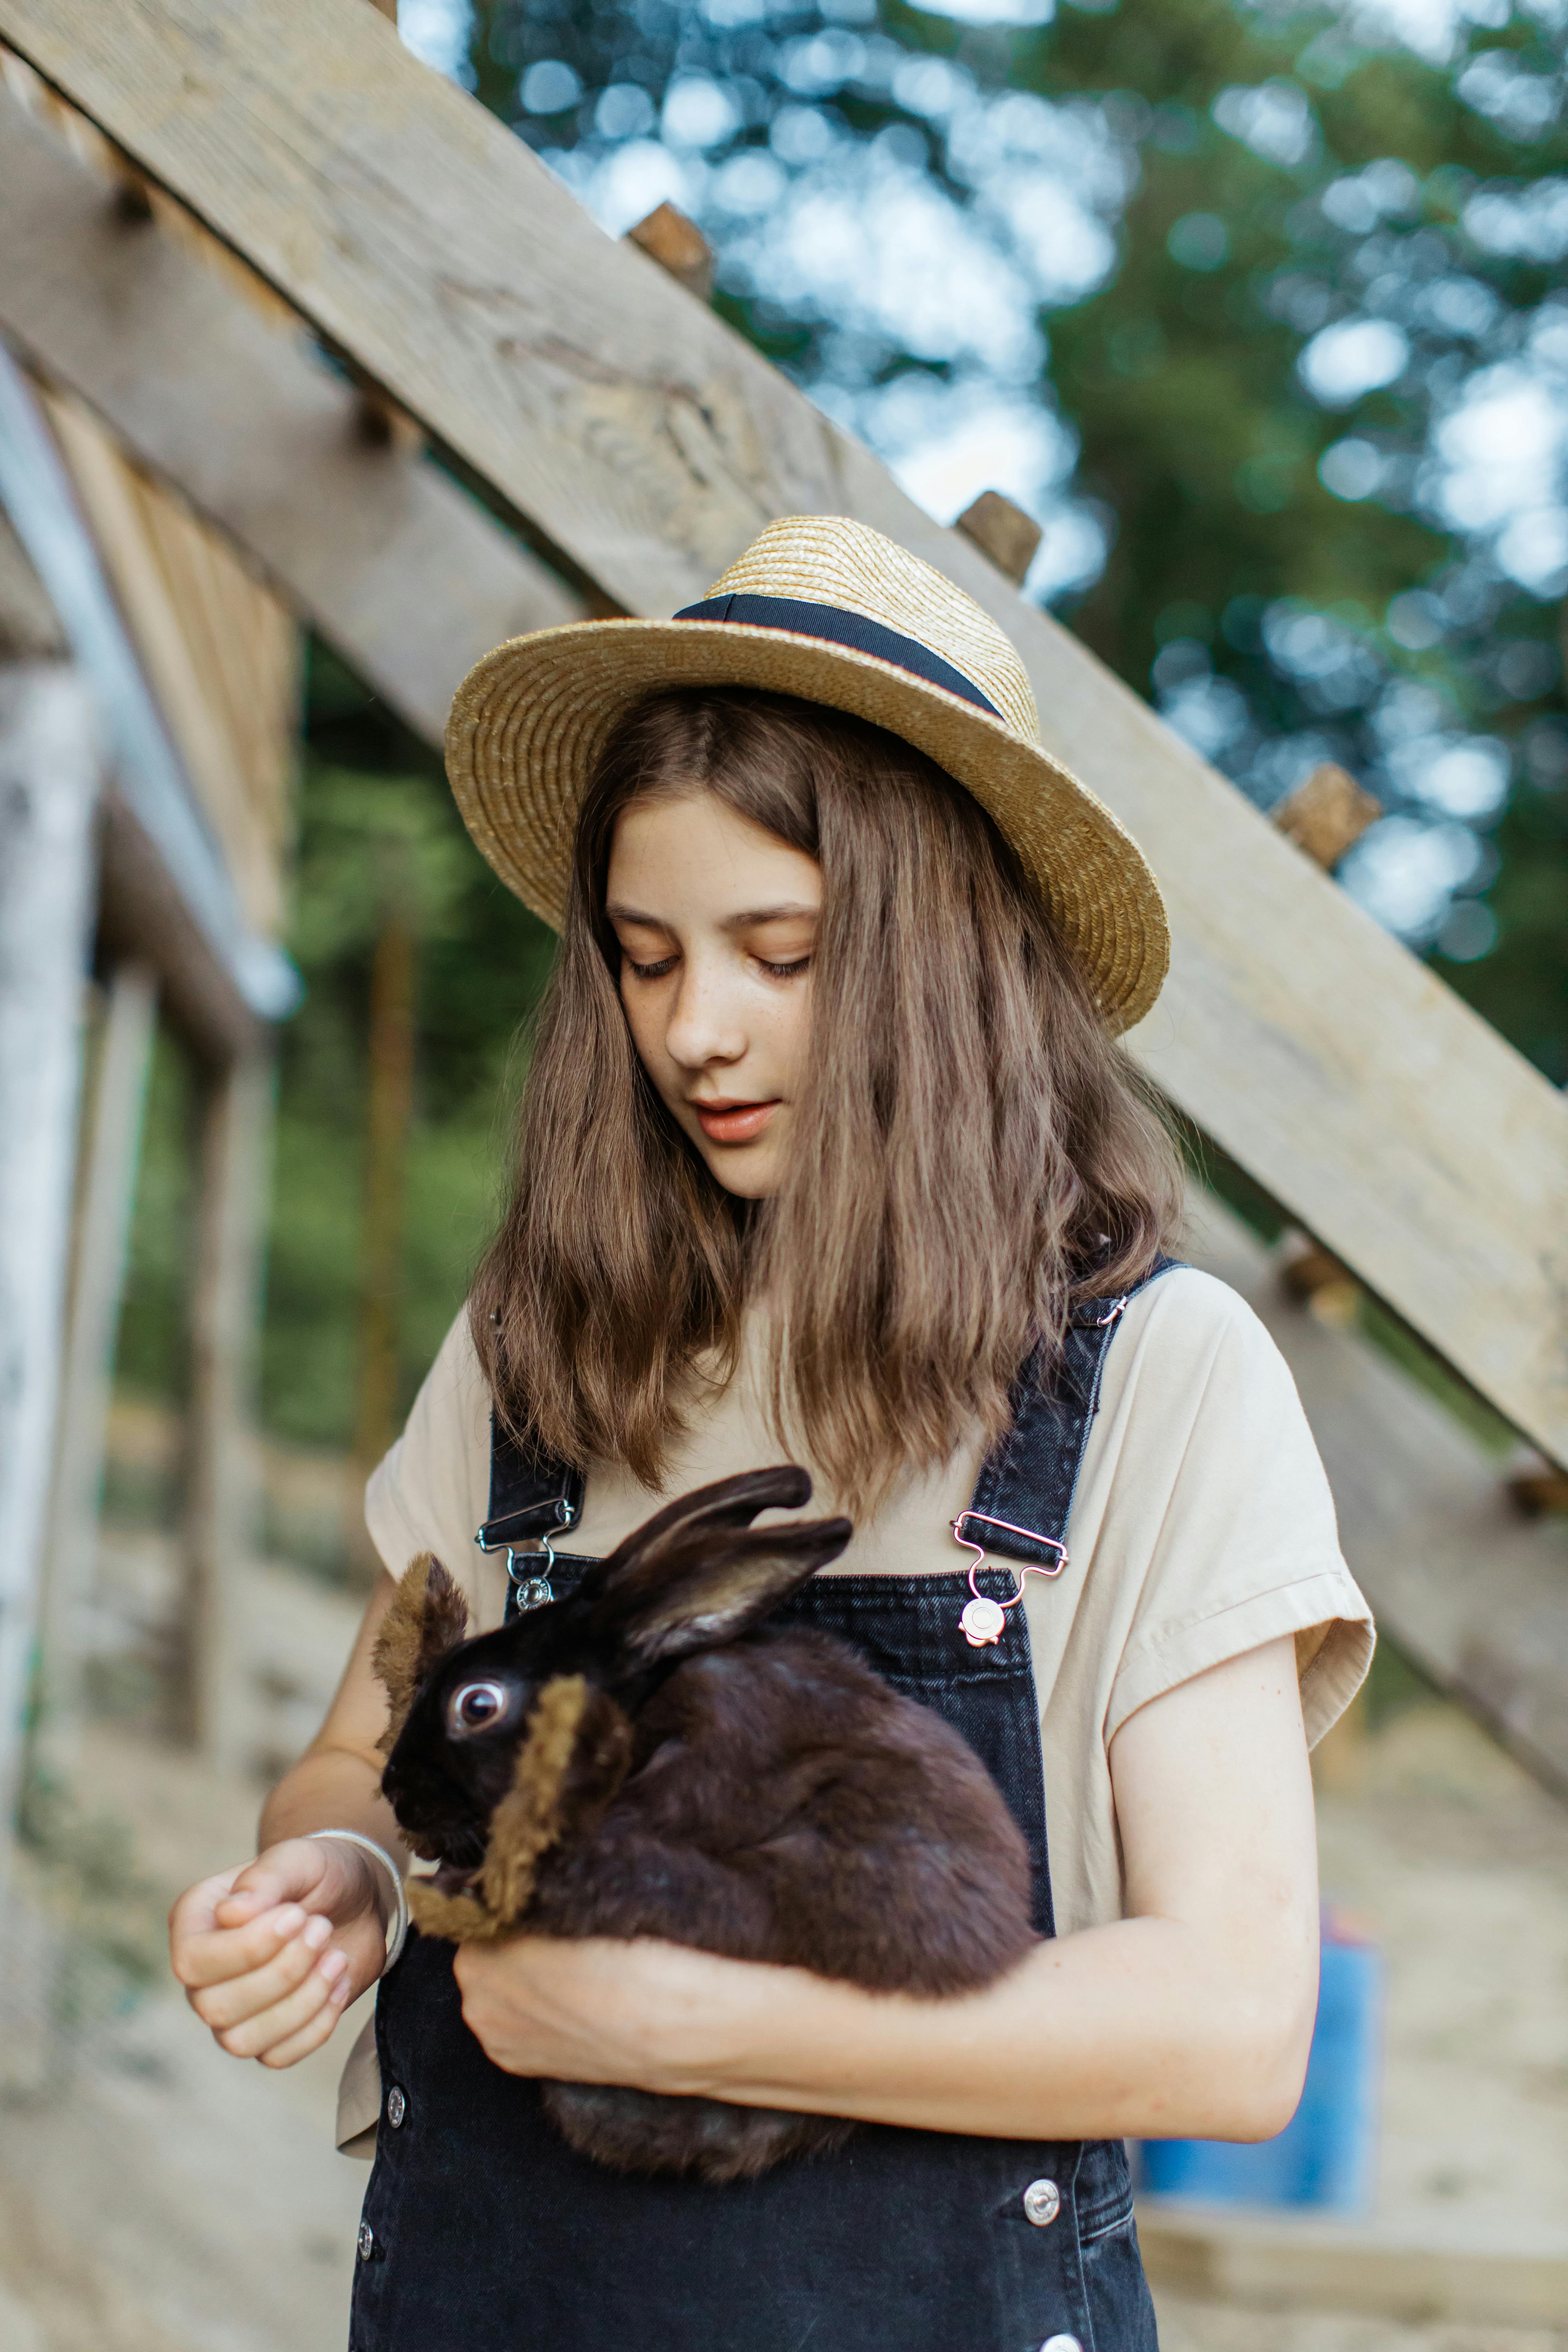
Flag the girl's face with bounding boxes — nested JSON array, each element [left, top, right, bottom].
[[606, 791, 819, 1200]]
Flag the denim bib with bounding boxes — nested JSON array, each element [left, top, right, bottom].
[[350, 1270, 1171, 2352]]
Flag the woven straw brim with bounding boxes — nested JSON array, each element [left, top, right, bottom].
[[446, 619, 1169, 1033]]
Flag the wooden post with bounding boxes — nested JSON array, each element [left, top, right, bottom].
[[0, 664, 99, 1836], [30, 961, 157, 1781], [177, 1045, 274, 1762], [350, 906, 415, 1578]]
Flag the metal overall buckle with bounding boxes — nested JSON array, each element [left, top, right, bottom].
[[504, 1530, 557, 1613], [949, 1512, 1068, 1648], [476, 1495, 576, 1612]]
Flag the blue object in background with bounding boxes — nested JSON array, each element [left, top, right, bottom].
[[1138, 1919, 1383, 2212]]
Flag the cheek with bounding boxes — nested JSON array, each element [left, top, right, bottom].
[[618, 971, 672, 1087]]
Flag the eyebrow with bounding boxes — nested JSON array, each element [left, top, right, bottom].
[[605, 901, 819, 931]]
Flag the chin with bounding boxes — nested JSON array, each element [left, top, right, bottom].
[[700, 1147, 783, 1200]]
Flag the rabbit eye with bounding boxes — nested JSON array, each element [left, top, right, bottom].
[[447, 1680, 512, 1735]]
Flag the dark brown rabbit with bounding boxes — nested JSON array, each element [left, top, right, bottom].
[[374, 1465, 1035, 2182]]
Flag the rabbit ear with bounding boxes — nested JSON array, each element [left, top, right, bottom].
[[592, 1468, 853, 1667], [373, 1554, 471, 1754]]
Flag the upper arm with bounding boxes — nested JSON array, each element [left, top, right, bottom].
[[1109, 1635, 1319, 2023], [304, 1570, 400, 1773]]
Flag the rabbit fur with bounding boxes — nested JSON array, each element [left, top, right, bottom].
[[374, 1464, 1036, 2183]]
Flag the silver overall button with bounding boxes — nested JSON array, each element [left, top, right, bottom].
[[1022, 2177, 1061, 2227], [1039, 2338, 1083, 2352], [357, 2222, 375, 2261], [386, 2085, 406, 2129]]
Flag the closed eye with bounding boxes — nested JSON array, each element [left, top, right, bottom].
[[626, 954, 678, 980], [446, 1679, 515, 1736], [757, 956, 810, 979]]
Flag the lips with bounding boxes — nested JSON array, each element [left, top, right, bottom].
[[691, 1098, 780, 1144]]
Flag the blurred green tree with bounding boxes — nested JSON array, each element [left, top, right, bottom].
[[115, 645, 553, 1458], [466, 0, 1568, 1071], [115, 0, 1568, 1468]]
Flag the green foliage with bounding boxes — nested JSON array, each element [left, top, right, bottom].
[[259, 648, 553, 1447], [471, 0, 1568, 1074], [113, 1027, 196, 1406], [113, 0, 1568, 1454], [17, 1774, 167, 2019], [114, 644, 553, 1449]]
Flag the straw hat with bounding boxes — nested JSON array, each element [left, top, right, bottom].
[[446, 514, 1168, 1031]]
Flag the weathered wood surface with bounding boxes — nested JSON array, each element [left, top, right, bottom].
[[0, 78, 584, 744], [3, 0, 1567, 1465], [45, 384, 299, 937], [178, 1049, 274, 1761], [0, 664, 99, 1835], [32, 961, 157, 1779], [1185, 1190, 1568, 1799], [0, 338, 297, 1023]]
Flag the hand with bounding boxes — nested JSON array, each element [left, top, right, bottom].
[[454, 1934, 748, 2093], [169, 1837, 389, 2068]]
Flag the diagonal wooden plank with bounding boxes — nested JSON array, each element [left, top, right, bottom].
[[0, 77, 582, 747], [1184, 1191, 1568, 1799], [1, 0, 1565, 1467], [0, 340, 298, 1021]]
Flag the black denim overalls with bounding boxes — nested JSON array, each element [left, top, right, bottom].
[[350, 1273, 1167, 2352]]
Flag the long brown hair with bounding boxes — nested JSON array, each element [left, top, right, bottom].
[[472, 688, 1182, 1512]]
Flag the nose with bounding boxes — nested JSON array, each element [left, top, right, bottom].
[[663, 953, 747, 1073]]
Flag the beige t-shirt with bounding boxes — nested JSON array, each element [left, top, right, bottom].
[[365, 1266, 1372, 1939]]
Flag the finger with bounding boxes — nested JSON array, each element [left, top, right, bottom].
[[168, 1867, 245, 1944], [215, 1952, 344, 2060], [190, 1918, 334, 2029], [221, 1841, 331, 1919], [259, 1970, 356, 2070], [175, 1902, 317, 1992]]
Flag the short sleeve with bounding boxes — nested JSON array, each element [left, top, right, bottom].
[[1092, 1271, 1374, 1748], [363, 1304, 493, 1612]]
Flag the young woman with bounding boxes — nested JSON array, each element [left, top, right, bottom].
[[169, 517, 1372, 2352]]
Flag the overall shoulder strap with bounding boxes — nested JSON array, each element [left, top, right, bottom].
[[958, 1254, 1181, 1570], [477, 1413, 583, 1562]]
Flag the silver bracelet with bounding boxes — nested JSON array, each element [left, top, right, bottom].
[[307, 1830, 410, 1973]]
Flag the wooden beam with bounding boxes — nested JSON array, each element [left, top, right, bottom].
[[1184, 1190, 1568, 1799], [0, 339, 297, 1022], [0, 663, 99, 1836], [30, 960, 157, 1780], [44, 384, 300, 938], [0, 79, 585, 746], [177, 1047, 273, 1761], [2, 0, 1567, 1470], [94, 788, 257, 1065], [0, 505, 64, 656]]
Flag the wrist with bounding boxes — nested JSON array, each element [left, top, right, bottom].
[[642, 1944, 806, 2099], [307, 1831, 408, 1969]]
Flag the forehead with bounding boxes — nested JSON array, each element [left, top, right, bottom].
[[606, 793, 821, 914]]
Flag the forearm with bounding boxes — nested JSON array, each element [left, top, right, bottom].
[[258, 1743, 405, 1867], [651, 1915, 1314, 2143]]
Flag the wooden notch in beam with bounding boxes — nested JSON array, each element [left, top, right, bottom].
[[1273, 761, 1382, 872], [3, 0, 1567, 1474], [626, 202, 714, 302], [955, 490, 1042, 589]]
